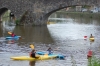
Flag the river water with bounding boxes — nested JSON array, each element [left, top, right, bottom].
[[0, 12, 100, 66]]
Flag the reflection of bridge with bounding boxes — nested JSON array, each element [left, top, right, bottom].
[[0, 0, 99, 26]]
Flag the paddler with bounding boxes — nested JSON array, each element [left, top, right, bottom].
[[11, 32, 16, 37], [30, 49, 39, 58], [90, 34, 94, 38], [47, 47, 53, 54]]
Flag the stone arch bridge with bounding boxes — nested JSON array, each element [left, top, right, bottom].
[[0, 0, 99, 26]]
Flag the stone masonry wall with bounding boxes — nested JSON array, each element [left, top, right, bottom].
[[0, 0, 99, 26]]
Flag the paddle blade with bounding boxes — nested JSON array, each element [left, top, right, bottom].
[[8, 32, 12, 35], [30, 44, 34, 49]]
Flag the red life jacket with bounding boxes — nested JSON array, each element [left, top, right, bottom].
[[87, 50, 92, 58], [11, 33, 15, 37], [29, 52, 32, 57]]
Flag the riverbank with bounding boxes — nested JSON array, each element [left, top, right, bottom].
[[57, 11, 100, 20]]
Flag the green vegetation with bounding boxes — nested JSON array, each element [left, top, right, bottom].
[[71, 5, 76, 9], [2, 10, 10, 21], [88, 57, 100, 66], [57, 11, 100, 20], [15, 11, 28, 26], [2, 10, 10, 17], [15, 19, 20, 25], [82, 5, 91, 8]]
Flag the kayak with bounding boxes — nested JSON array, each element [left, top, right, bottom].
[[10, 55, 57, 61], [36, 51, 65, 59], [6, 36, 21, 39], [89, 38, 95, 41]]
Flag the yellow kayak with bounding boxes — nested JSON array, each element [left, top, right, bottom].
[[10, 55, 57, 61], [89, 38, 95, 41]]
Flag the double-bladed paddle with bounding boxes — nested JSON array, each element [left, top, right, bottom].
[[30, 44, 34, 49], [8, 32, 12, 35]]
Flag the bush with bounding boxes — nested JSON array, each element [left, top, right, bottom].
[[88, 57, 100, 66]]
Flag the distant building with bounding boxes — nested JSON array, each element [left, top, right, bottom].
[[76, 6, 82, 11]]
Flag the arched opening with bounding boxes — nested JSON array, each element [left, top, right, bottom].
[[0, 7, 8, 22], [45, 6, 68, 24], [0, 7, 16, 32], [0, 7, 8, 15], [0, 7, 16, 22]]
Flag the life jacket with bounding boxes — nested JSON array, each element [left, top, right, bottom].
[[87, 50, 92, 58], [47, 49, 53, 54], [11, 33, 15, 37], [29, 52, 32, 57], [29, 52, 36, 58]]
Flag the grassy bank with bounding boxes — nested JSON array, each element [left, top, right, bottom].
[[88, 57, 100, 66], [57, 11, 100, 20]]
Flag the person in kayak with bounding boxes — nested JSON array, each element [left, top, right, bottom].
[[90, 34, 94, 38], [47, 47, 53, 54], [11, 32, 16, 37], [30, 49, 39, 58]]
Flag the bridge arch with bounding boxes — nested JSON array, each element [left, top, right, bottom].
[[0, 0, 99, 26], [0, 7, 8, 15], [0, 7, 16, 22], [0, 7, 8, 21]]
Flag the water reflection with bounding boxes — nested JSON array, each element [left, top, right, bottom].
[[13, 26, 55, 44], [49, 12, 100, 26], [29, 61, 36, 66], [0, 22, 55, 44], [6, 39, 15, 44]]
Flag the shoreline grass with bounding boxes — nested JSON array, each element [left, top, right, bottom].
[[88, 57, 100, 66], [56, 11, 100, 20]]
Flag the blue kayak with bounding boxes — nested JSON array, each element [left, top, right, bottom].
[[6, 36, 21, 39], [36, 51, 65, 59]]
